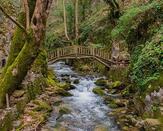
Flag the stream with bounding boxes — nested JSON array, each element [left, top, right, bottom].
[[44, 61, 119, 131]]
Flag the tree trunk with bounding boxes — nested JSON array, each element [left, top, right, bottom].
[[63, 0, 70, 40], [2, 12, 26, 76], [75, 0, 79, 40], [0, 0, 53, 107]]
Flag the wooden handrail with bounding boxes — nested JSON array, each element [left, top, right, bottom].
[[48, 45, 114, 66]]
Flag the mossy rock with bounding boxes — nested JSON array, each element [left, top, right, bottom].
[[12, 90, 25, 98], [108, 100, 118, 108], [33, 100, 52, 112], [55, 88, 73, 97], [73, 79, 80, 84], [103, 96, 114, 104], [59, 106, 71, 115], [94, 125, 108, 131], [16, 97, 28, 114], [109, 103, 118, 108], [111, 81, 122, 88], [53, 100, 62, 106], [0, 111, 12, 131], [54, 127, 67, 131], [59, 83, 71, 90], [92, 87, 105, 96], [95, 78, 107, 87]]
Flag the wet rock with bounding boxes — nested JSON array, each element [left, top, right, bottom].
[[54, 127, 67, 131], [56, 88, 73, 97], [94, 78, 107, 87], [109, 102, 118, 108], [92, 87, 105, 96], [59, 83, 71, 90], [103, 96, 114, 104], [73, 79, 80, 84], [70, 84, 76, 90], [94, 125, 108, 131], [12, 90, 25, 98], [60, 74, 70, 77], [53, 100, 62, 106]]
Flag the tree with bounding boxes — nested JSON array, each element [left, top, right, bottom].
[[0, 0, 53, 107], [75, 0, 79, 40], [63, 0, 70, 40], [103, 0, 120, 19]]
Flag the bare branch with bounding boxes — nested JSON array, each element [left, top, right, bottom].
[[23, 0, 30, 30], [0, 5, 28, 35]]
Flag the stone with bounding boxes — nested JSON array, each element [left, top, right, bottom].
[[144, 118, 161, 127], [111, 81, 122, 88], [69, 84, 76, 90], [73, 79, 80, 84], [92, 87, 105, 96], [56, 88, 73, 97], [12, 90, 25, 98], [94, 125, 108, 131], [59, 106, 71, 116], [114, 99, 126, 107], [94, 78, 108, 87], [13, 120, 22, 128]]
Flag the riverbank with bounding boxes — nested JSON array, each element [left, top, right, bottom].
[[69, 59, 163, 130]]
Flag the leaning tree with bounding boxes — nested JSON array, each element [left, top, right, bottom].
[[0, 0, 53, 107]]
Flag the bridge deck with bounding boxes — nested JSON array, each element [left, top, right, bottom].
[[48, 45, 127, 67]]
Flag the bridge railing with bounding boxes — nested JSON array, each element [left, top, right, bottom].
[[48, 45, 111, 61]]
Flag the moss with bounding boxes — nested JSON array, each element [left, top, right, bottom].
[[33, 100, 52, 112], [16, 98, 28, 114], [95, 78, 108, 87], [0, 112, 12, 131], [92, 87, 105, 96], [58, 83, 71, 90], [2, 12, 26, 75], [55, 88, 73, 97], [111, 1, 163, 39], [27, 77, 46, 100], [111, 81, 122, 88], [59, 106, 71, 115], [31, 49, 48, 76]]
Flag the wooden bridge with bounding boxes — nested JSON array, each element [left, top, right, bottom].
[[48, 45, 127, 67]]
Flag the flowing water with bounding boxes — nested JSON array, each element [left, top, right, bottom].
[[44, 61, 119, 131]]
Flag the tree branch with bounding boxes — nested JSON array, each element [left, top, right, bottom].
[[0, 5, 28, 35], [23, 0, 30, 30]]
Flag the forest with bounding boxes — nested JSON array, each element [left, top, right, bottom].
[[0, 0, 162, 131]]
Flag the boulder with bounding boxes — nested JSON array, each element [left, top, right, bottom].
[[114, 99, 127, 107], [144, 118, 161, 127], [59, 106, 71, 115], [12, 90, 25, 98], [92, 87, 105, 96], [95, 78, 108, 87], [94, 125, 108, 131], [56, 88, 73, 97], [73, 79, 80, 84]]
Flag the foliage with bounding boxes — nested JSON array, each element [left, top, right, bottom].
[[111, 1, 163, 39], [130, 27, 163, 91]]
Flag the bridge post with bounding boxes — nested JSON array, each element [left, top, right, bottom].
[[91, 47, 94, 56], [73, 45, 77, 57], [57, 49, 59, 58]]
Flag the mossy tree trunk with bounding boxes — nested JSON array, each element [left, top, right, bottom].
[[0, 0, 53, 107]]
